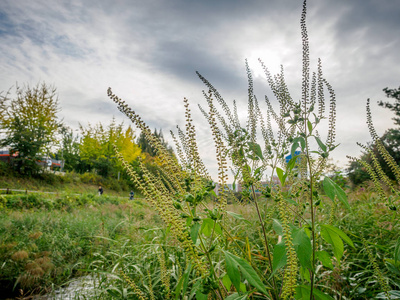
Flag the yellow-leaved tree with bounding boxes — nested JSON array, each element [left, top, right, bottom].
[[79, 118, 144, 177]]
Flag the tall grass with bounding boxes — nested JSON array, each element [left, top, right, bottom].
[[0, 196, 158, 298]]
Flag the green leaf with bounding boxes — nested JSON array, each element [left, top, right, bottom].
[[190, 223, 201, 243], [321, 226, 344, 262], [240, 282, 247, 292], [182, 263, 192, 297], [225, 293, 249, 300], [276, 167, 287, 186], [395, 237, 400, 264], [271, 242, 287, 276], [321, 225, 354, 248], [284, 197, 299, 206], [291, 137, 305, 156], [386, 260, 400, 276], [201, 218, 222, 237], [307, 120, 313, 134], [316, 250, 333, 270], [196, 292, 208, 300], [314, 136, 327, 152], [292, 228, 312, 270], [287, 155, 297, 171], [190, 280, 207, 300], [224, 251, 267, 295], [222, 274, 232, 291], [295, 284, 310, 299], [175, 276, 185, 300], [323, 176, 350, 210], [291, 140, 300, 157], [225, 250, 242, 292], [106, 288, 121, 298], [376, 290, 400, 299], [272, 218, 283, 236], [227, 211, 251, 225], [247, 142, 264, 160], [320, 225, 354, 265], [300, 266, 311, 283], [295, 285, 334, 300], [298, 136, 306, 151]]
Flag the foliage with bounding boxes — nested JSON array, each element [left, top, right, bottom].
[[0, 192, 124, 210], [78, 118, 144, 177], [56, 125, 81, 172], [378, 85, 400, 126], [137, 128, 173, 157], [0, 83, 62, 175]]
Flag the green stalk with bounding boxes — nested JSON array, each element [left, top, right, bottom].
[[198, 234, 224, 300], [251, 185, 278, 299], [303, 119, 316, 300], [219, 223, 275, 293], [189, 198, 223, 299]]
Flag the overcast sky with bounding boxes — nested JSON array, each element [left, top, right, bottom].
[[1, 0, 399, 180]]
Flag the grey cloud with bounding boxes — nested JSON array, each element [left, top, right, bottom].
[[1, 0, 400, 178]]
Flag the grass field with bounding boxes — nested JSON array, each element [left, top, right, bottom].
[[0, 180, 399, 299]]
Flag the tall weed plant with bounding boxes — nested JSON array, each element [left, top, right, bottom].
[[107, 1, 399, 299]]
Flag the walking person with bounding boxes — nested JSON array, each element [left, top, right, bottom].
[[98, 185, 103, 196], [129, 190, 134, 200]]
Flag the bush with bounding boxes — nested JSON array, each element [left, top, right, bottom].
[[80, 172, 103, 185], [62, 171, 81, 184], [3, 194, 53, 210]]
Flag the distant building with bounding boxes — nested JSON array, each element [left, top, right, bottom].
[[0, 149, 17, 164], [213, 182, 235, 195], [236, 178, 280, 194], [0, 149, 63, 170]]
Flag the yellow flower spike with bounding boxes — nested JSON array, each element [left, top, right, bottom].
[[119, 271, 147, 300], [147, 269, 155, 300], [277, 193, 298, 299]]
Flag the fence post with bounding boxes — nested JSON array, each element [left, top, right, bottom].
[[6, 188, 9, 194]]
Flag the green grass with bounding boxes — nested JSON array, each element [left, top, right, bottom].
[[0, 194, 158, 298], [0, 170, 142, 198]]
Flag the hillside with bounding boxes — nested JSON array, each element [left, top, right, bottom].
[[0, 171, 136, 197]]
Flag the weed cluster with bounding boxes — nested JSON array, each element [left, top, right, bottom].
[[0, 193, 124, 211]]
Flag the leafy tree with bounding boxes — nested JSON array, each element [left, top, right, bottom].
[[0, 83, 62, 175], [137, 128, 173, 156], [79, 119, 143, 176], [378, 85, 400, 125], [56, 125, 81, 172]]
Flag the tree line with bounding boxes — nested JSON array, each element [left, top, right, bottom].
[[0, 82, 171, 182]]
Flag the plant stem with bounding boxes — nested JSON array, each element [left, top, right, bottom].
[[251, 185, 278, 299], [198, 234, 224, 300], [306, 154, 316, 300]]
